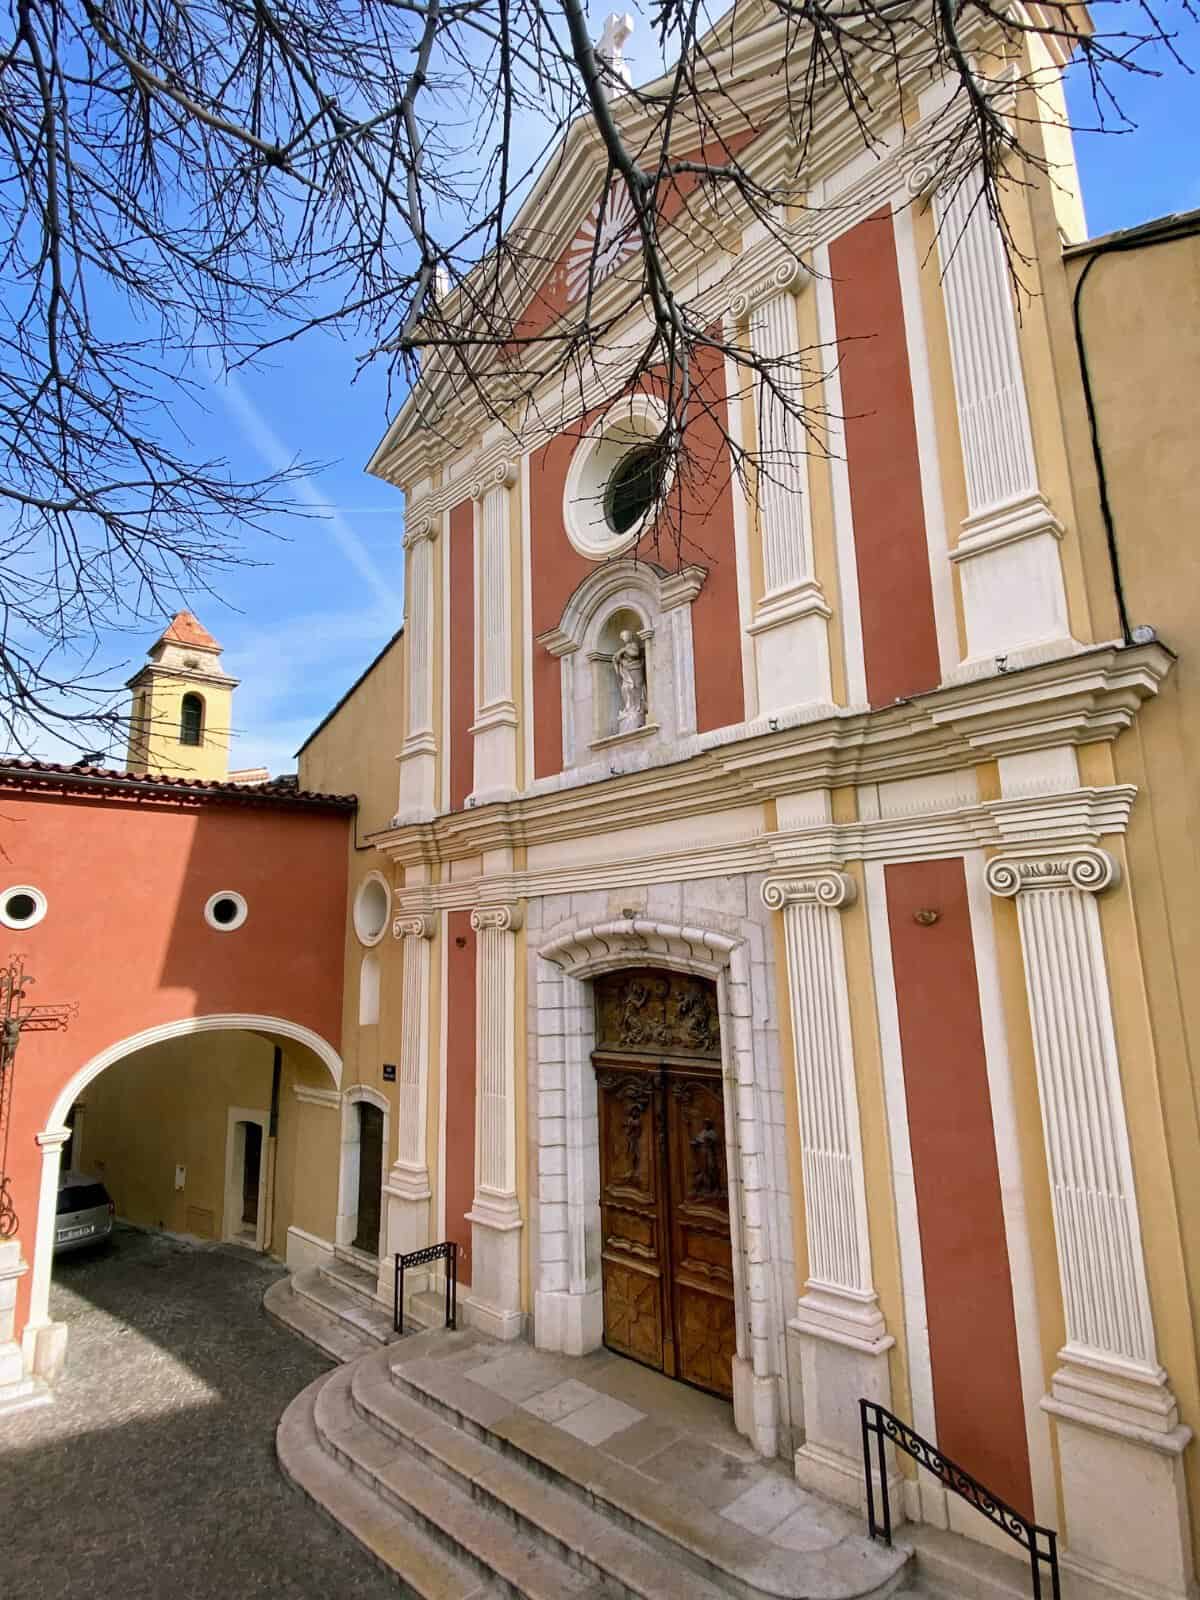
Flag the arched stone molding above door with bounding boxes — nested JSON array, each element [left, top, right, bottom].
[[531, 908, 790, 1460]]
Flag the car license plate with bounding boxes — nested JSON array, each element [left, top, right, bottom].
[[60, 1224, 94, 1241]]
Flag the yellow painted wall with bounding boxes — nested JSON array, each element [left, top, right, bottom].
[[298, 632, 407, 1160], [74, 1030, 343, 1253], [125, 671, 235, 781], [1056, 224, 1200, 1562]]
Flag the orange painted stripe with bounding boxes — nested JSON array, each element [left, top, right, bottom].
[[885, 858, 1033, 1518], [444, 909, 477, 1287], [830, 209, 941, 706]]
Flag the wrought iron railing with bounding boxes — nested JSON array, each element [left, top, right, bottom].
[[393, 1241, 457, 1336], [860, 1399, 1060, 1600]]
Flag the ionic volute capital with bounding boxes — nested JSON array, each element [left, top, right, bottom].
[[985, 848, 1120, 900], [402, 509, 438, 549], [762, 872, 857, 912], [730, 254, 811, 321], [393, 912, 436, 941], [469, 458, 518, 501], [470, 901, 524, 934]]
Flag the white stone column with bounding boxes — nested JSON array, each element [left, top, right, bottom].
[[396, 510, 439, 820], [382, 911, 436, 1300], [762, 874, 896, 1510], [987, 848, 1194, 1599], [464, 901, 524, 1339], [469, 461, 519, 805], [735, 260, 833, 715], [21, 1126, 70, 1381], [922, 167, 1078, 674]]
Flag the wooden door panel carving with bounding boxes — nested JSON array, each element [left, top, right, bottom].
[[593, 973, 734, 1401]]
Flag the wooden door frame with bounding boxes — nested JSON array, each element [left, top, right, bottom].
[[531, 916, 790, 1461], [335, 1084, 391, 1253]]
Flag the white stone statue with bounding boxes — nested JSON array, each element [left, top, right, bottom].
[[596, 12, 634, 94], [612, 629, 647, 733]]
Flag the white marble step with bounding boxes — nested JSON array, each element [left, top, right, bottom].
[[263, 1276, 376, 1364], [292, 1265, 396, 1346], [387, 1337, 909, 1600], [323, 1254, 384, 1308], [348, 1346, 735, 1600], [309, 1362, 615, 1600], [278, 1369, 506, 1599]]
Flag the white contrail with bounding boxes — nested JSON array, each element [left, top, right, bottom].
[[212, 359, 404, 616]]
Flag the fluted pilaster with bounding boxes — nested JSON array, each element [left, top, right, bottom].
[[391, 912, 436, 1195], [988, 847, 1194, 1596], [397, 512, 439, 819], [986, 850, 1158, 1376], [469, 462, 519, 803]]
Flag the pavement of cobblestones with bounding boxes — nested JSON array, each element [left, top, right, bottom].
[[0, 1224, 404, 1600]]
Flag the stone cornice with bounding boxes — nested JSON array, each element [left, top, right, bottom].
[[372, 643, 1170, 878]]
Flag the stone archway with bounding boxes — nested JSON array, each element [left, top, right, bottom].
[[531, 917, 786, 1460], [23, 1012, 343, 1376]]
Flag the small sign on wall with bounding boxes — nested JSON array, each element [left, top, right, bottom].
[[382, 1063, 396, 1083]]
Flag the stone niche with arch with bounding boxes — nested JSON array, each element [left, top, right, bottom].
[[536, 559, 707, 774]]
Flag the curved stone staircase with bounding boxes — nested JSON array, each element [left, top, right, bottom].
[[277, 1325, 915, 1600]]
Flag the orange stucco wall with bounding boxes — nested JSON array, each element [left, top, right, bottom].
[[2, 785, 349, 1334], [884, 858, 1033, 1518], [831, 207, 941, 707], [444, 909, 477, 1286], [528, 345, 744, 777]]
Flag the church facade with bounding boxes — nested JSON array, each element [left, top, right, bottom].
[[302, 17, 1200, 1600]]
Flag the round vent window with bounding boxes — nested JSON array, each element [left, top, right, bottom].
[[354, 873, 391, 946], [1, 885, 47, 929], [563, 396, 673, 560], [204, 890, 248, 932]]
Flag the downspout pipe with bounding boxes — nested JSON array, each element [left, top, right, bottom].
[[1069, 212, 1200, 648]]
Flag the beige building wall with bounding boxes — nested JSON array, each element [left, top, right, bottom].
[[1059, 221, 1200, 1565], [298, 630, 407, 1173], [74, 1031, 343, 1256]]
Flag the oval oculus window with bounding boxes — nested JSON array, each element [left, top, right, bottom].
[[605, 443, 667, 537]]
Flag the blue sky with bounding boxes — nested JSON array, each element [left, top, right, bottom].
[[32, 6, 1199, 778]]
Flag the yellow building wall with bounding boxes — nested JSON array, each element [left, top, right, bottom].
[[74, 1031, 343, 1255], [298, 632, 407, 1169], [126, 672, 234, 781], [1057, 225, 1200, 1563]]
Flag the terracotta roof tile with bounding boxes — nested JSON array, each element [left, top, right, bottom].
[[160, 611, 221, 651], [0, 758, 355, 811]]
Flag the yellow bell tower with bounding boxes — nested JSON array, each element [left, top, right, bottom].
[[125, 612, 238, 780]]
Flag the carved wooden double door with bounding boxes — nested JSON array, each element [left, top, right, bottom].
[[592, 969, 736, 1399]]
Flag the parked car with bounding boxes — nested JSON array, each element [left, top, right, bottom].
[[55, 1171, 115, 1254]]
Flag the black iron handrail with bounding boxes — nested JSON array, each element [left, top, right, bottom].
[[393, 1241, 457, 1336], [860, 1400, 1060, 1600]]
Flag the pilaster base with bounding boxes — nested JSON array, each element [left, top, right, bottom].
[[461, 1206, 524, 1342], [948, 492, 1080, 670], [21, 1318, 68, 1383], [1044, 1356, 1195, 1600], [380, 1178, 432, 1303], [732, 1355, 781, 1459], [790, 1288, 897, 1514], [748, 590, 833, 718], [534, 1288, 603, 1357], [0, 1239, 27, 1343]]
